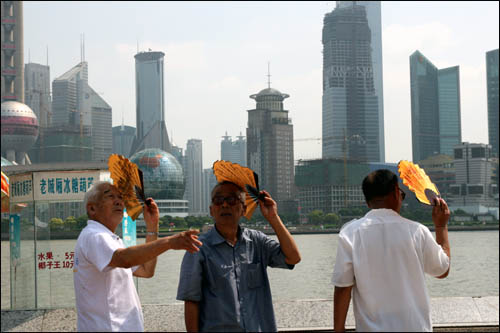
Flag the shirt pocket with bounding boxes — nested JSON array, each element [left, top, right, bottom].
[[205, 256, 233, 291], [246, 262, 264, 289]]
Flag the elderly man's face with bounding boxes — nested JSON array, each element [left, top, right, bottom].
[[90, 184, 124, 226], [209, 183, 246, 225]]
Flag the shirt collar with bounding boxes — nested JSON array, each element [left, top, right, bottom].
[[87, 219, 120, 240], [365, 208, 400, 218], [207, 224, 251, 245]]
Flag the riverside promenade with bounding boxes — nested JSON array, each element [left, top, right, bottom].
[[1, 296, 498, 331]]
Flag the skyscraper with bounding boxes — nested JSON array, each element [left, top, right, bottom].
[[184, 139, 203, 215], [112, 125, 136, 157], [1, 1, 24, 103], [438, 66, 462, 157], [89, 86, 112, 162], [322, 2, 382, 162], [410, 50, 462, 162], [221, 132, 246, 166], [336, 1, 385, 162], [247, 86, 295, 213], [25, 62, 51, 128], [131, 51, 171, 155], [486, 49, 499, 157], [48, 61, 112, 162]]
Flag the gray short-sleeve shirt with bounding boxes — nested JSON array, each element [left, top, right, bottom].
[[177, 225, 294, 332]]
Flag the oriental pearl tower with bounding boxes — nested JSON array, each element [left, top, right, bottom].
[[1, 101, 39, 165]]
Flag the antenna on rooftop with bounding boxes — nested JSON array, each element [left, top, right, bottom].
[[267, 62, 271, 88], [46, 45, 49, 67], [137, 40, 139, 53], [80, 34, 83, 62], [83, 33, 85, 62], [28, 48, 30, 63]]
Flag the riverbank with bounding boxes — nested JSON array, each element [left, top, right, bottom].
[[1, 296, 498, 331], [1, 224, 498, 240]]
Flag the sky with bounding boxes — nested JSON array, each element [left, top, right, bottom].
[[23, 1, 499, 169]]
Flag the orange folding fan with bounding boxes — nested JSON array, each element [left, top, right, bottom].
[[108, 154, 149, 221], [398, 160, 440, 205], [212, 160, 266, 220]]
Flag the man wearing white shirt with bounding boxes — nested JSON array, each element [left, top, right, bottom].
[[73, 181, 202, 332], [332, 169, 451, 332]]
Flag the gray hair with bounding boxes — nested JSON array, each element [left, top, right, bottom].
[[83, 180, 112, 213], [211, 181, 246, 203]]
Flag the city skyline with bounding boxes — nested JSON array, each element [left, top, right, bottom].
[[22, 1, 499, 168]]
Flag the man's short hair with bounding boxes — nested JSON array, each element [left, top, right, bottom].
[[362, 169, 398, 203], [211, 181, 246, 203], [83, 181, 111, 212]]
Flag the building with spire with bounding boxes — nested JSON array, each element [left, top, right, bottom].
[[322, 1, 383, 163], [32, 57, 112, 163], [246, 73, 296, 214], [25, 62, 51, 129]]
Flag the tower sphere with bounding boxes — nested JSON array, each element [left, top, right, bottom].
[[1, 101, 39, 154]]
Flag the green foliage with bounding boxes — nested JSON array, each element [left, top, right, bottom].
[[308, 210, 324, 225], [324, 212, 340, 226], [64, 216, 77, 230], [452, 209, 468, 216], [76, 214, 88, 230], [50, 217, 64, 231]]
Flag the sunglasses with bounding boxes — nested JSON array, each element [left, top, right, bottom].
[[212, 195, 243, 206]]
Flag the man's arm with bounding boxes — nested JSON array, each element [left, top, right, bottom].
[[259, 190, 301, 265], [110, 230, 202, 271], [334, 285, 353, 332], [432, 198, 451, 279], [184, 300, 200, 332], [132, 199, 160, 278]]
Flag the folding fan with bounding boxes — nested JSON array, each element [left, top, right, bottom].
[[212, 160, 266, 220], [108, 154, 149, 221], [398, 160, 440, 205]]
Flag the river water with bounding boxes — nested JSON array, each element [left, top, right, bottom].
[[1, 230, 498, 309]]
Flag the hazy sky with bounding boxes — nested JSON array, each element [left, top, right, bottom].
[[24, 1, 499, 168]]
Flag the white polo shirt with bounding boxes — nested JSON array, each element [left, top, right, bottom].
[[332, 209, 450, 332], [73, 220, 144, 332]]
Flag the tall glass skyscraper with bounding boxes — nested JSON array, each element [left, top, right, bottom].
[[322, 2, 382, 162], [438, 66, 461, 157], [486, 49, 499, 157], [410, 50, 461, 162], [336, 1, 385, 162], [131, 51, 171, 155], [134, 51, 164, 139]]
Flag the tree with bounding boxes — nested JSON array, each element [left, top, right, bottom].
[[308, 210, 324, 225], [50, 218, 64, 231], [323, 213, 340, 226], [76, 214, 88, 230], [64, 216, 77, 230]]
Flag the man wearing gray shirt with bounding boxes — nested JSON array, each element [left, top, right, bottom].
[[177, 181, 301, 332]]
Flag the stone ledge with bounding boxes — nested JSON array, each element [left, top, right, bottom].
[[1, 296, 498, 332]]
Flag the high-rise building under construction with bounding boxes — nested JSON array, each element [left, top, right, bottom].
[[322, 1, 384, 163]]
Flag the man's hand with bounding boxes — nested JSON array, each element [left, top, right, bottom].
[[143, 198, 159, 232], [432, 198, 450, 228], [258, 190, 279, 221], [168, 230, 203, 254]]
